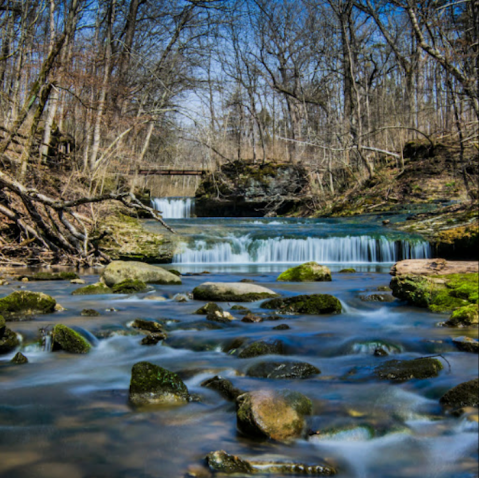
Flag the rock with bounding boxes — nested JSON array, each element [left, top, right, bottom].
[[0, 314, 5, 338], [140, 333, 166, 345], [339, 268, 356, 273], [374, 357, 443, 382], [172, 293, 189, 302], [102, 260, 181, 286], [0, 328, 20, 354], [360, 293, 395, 303], [52, 324, 91, 354], [201, 376, 243, 401], [241, 313, 263, 323], [452, 336, 479, 353], [440, 379, 479, 409], [247, 361, 320, 379], [169, 269, 181, 276], [205, 450, 336, 475], [377, 286, 391, 291], [277, 262, 332, 282], [382, 220, 390, 225], [390, 259, 478, 276], [131, 319, 164, 333], [0, 291, 56, 320], [186, 464, 212, 478], [143, 295, 167, 301], [238, 340, 285, 358], [111, 279, 148, 294], [193, 282, 278, 302], [261, 294, 342, 315], [195, 302, 223, 315], [444, 304, 479, 327], [10, 352, 28, 364], [236, 389, 312, 440], [72, 282, 113, 295], [81, 309, 100, 317], [129, 361, 189, 406], [207, 310, 235, 323], [70, 279, 86, 284], [240, 278, 255, 283], [17, 271, 79, 281], [273, 324, 290, 330]]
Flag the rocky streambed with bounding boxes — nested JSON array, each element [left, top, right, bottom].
[[0, 259, 478, 478]]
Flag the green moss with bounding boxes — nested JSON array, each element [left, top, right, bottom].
[[277, 262, 332, 282], [111, 279, 148, 294], [445, 304, 479, 327], [374, 357, 443, 382], [0, 291, 56, 319], [0, 314, 5, 337], [18, 272, 79, 281], [72, 283, 113, 296], [52, 324, 91, 354], [261, 294, 342, 315]]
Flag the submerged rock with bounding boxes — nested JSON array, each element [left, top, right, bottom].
[[111, 279, 148, 294], [72, 282, 113, 296], [195, 302, 223, 315], [140, 333, 166, 345], [261, 294, 342, 315], [205, 450, 336, 475], [0, 328, 20, 354], [10, 351, 28, 364], [193, 282, 278, 302], [17, 271, 79, 281], [277, 262, 332, 282], [247, 361, 320, 379], [236, 389, 312, 441], [81, 309, 100, 317], [102, 260, 181, 286], [131, 319, 164, 333], [374, 357, 443, 382], [310, 424, 375, 442], [452, 336, 479, 353], [339, 268, 356, 273], [273, 324, 290, 330], [241, 313, 263, 323], [201, 376, 243, 401], [359, 293, 396, 303], [207, 309, 235, 323], [129, 361, 189, 406], [52, 324, 91, 354], [440, 379, 479, 409], [238, 340, 285, 358], [0, 291, 56, 320]]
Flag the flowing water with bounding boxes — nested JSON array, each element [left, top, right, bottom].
[[1, 215, 478, 478], [151, 197, 195, 219]]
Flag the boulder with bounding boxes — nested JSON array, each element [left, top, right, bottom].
[[0, 328, 20, 354], [102, 260, 181, 286], [111, 279, 148, 294], [452, 336, 479, 353], [0, 291, 56, 320], [277, 262, 332, 282], [201, 376, 243, 401], [247, 361, 320, 379], [129, 361, 189, 406], [52, 324, 91, 354], [374, 357, 443, 382], [10, 352, 28, 364], [390, 259, 478, 276], [238, 340, 285, 358], [261, 294, 342, 315], [236, 389, 312, 441], [440, 379, 479, 409], [193, 282, 278, 302], [72, 282, 113, 295]]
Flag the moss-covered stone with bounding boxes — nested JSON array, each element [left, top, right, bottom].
[[440, 379, 479, 409], [17, 271, 79, 281], [0, 328, 20, 354], [261, 294, 342, 315], [52, 324, 91, 354], [0, 314, 5, 338], [102, 260, 181, 286], [131, 319, 164, 333], [111, 279, 148, 294], [193, 282, 278, 302], [71, 283, 113, 295], [10, 352, 28, 364], [201, 376, 244, 401], [195, 302, 223, 315], [277, 262, 332, 282], [445, 304, 479, 327], [452, 336, 479, 353], [81, 309, 100, 317], [129, 361, 189, 406], [0, 291, 56, 320], [206, 450, 253, 474], [238, 340, 285, 358], [247, 361, 320, 379], [374, 357, 443, 382]]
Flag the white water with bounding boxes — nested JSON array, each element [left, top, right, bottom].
[[173, 235, 431, 264], [151, 197, 194, 218]]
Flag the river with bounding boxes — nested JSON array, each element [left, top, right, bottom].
[[0, 209, 477, 478]]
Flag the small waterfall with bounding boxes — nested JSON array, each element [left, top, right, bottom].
[[151, 197, 194, 219], [173, 235, 431, 264]]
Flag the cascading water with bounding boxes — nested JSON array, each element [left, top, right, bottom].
[[173, 234, 431, 264], [151, 197, 194, 218]]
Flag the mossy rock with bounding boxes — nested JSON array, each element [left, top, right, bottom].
[[339, 268, 356, 273], [444, 304, 479, 327], [71, 283, 113, 296], [206, 451, 253, 474], [0, 328, 20, 354], [261, 294, 342, 315], [195, 302, 223, 315], [238, 340, 285, 358], [52, 324, 91, 354], [0, 291, 56, 320], [17, 272, 79, 281], [440, 379, 479, 409], [102, 261, 181, 286], [129, 361, 189, 406], [452, 336, 479, 353], [111, 279, 148, 294], [131, 319, 164, 333], [81, 309, 100, 317], [193, 282, 278, 302], [201, 376, 244, 401], [10, 352, 28, 364], [247, 361, 320, 379], [0, 314, 5, 338], [374, 357, 443, 382], [277, 262, 332, 282]]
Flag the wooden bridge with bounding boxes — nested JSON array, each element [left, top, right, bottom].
[[129, 168, 206, 176]]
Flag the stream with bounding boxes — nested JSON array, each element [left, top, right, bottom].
[[0, 210, 478, 478]]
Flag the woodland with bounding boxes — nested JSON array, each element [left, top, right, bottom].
[[0, 0, 478, 264]]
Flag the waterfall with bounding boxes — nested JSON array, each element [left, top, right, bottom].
[[151, 197, 194, 219], [173, 235, 431, 264]]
